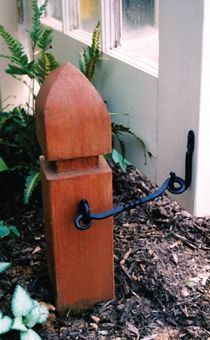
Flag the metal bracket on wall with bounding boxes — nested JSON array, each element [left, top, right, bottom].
[[75, 130, 195, 231]]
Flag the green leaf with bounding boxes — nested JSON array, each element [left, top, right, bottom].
[[20, 329, 42, 340], [12, 316, 27, 331], [9, 225, 20, 237], [79, 49, 86, 75], [24, 301, 41, 328], [79, 22, 101, 81], [34, 52, 60, 84], [11, 285, 34, 317], [112, 149, 131, 172], [0, 313, 12, 334], [0, 221, 19, 238], [0, 226, 10, 238], [0, 262, 11, 273], [0, 24, 28, 66], [0, 112, 10, 128], [23, 300, 49, 328], [37, 28, 53, 50], [0, 157, 8, 172], [6, 65, 29, 76], [24, 171, 41, 204], [111, 123, 151, 164]]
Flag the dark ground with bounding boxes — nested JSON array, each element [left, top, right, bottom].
[[0, 166, 209, 339]]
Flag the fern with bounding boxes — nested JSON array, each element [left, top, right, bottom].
[[37, 28, 53, 50], [30, 0, 49, 50], [79, 21, 101, 81], [0, 25, 29, 70], [79, 48, 86, 74], [91, 21, 101, 53], [24, 171, 41, 205], [0, 0, 58, 84], [35, 52, 60, 84]]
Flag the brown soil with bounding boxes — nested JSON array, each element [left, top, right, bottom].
[[0, 166, 209, 339]]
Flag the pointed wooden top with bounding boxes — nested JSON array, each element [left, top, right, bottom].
[[35, 63, 111, 161]]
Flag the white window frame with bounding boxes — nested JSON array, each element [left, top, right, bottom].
[[103, 0, 158, 77], [40, 0, 159, 77], [39, 0, 63, 31], [63, 0, 101, 45]]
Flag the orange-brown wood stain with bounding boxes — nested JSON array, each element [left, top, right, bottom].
[[36, 63, 114, 313]]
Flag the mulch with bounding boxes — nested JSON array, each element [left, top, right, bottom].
[[0, 165, 209, 339]]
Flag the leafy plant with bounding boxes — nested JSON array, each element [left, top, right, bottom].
[[24, 170, 41, 205], [0, 285, 49, 339], [0, 0, 59, 88], [79, 23, 151, 171], [0, 0, 60, 203], [0, 106, 41, 204], [0, 220, 20, 238], [0, 263, 49, 339], [112, 122, 151, 165], [0, 262, 11, 274], [111, 148, 131, 172], [79, 21, 101, 81], [0, 157, 8, 172]]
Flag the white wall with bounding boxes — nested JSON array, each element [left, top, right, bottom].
[[158, 0, 204, 213], [194, 0, 210, 216], [0, 0, 29, 110]]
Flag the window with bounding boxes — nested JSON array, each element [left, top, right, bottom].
[[48, 0, 62, 21], [58, 0, 101, 44], [108, 0, 159, 70], [41, 0, 159, 75], [79, 0, 100, 33], [40, 0, 63, 30], [120, 0, 158, 62]]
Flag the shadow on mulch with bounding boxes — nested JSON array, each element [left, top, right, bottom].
[[0, 166, 209, 339]]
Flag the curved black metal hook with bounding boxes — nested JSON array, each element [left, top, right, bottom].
[[167, 130, 194, 193], [75, 130, 195, 231], [75, 199, 93, 231], [185, 130, 195, 189]]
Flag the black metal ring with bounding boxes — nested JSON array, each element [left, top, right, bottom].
[[75, 214, 93, 231], [168, 175, 186, 194]]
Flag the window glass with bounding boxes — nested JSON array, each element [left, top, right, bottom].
[[79, 0, 100, 33], [48, 0, 62, 21], [121, 0, 159, 62]]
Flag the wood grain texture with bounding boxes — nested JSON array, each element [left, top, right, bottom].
[[35, 63, 112, 161], [37, 62, 114, 312], [40, 156, 114, 312]]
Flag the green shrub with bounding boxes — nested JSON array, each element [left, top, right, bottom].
[[0, 0, 60, 203], [0, 106, 41, 203]]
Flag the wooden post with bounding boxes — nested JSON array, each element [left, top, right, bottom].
[[35, 63, 114, 312]]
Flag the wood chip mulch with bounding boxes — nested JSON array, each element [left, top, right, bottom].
[[0, 165, 209, 339]]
